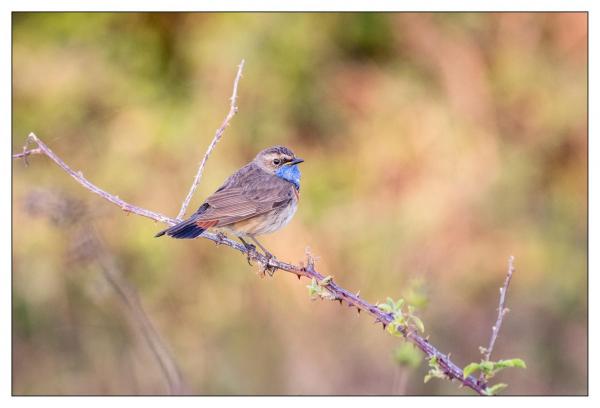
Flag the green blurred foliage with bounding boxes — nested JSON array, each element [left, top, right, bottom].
[[12, 13, 587, 395]]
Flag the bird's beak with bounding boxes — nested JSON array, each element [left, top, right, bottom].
[[288, 158, 304, 165]]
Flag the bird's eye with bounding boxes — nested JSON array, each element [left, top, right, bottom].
[[273, 159, 281, 165]]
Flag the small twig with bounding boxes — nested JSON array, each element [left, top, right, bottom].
[[12, 147, 41, 160], [13, 133, 488, 395], [176, 59, 245, 220], [479, 256, 515, 384]]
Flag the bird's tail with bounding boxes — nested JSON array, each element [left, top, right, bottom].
[[155, 218, 207, 239]]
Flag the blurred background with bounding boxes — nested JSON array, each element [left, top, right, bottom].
[[12, 13, 587, 395]]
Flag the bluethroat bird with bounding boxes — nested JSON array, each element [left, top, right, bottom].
[[155, 146, 303, 263]]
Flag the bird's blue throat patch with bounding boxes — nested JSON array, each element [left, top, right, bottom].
[[275, 164, 301, 190]]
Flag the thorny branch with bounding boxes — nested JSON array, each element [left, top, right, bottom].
[[176, 59, 245, 220], [478, 255, 515, 386], [14, 131, 489, 395]]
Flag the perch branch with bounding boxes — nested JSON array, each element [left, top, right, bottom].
[[13, 132, 489, 395], [479, 255, 515, 385], [176, 59, 245, 220]]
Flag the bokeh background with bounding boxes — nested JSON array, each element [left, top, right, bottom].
[[12, 13, 587, 395]]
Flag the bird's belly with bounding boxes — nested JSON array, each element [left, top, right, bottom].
[[225, 200, 298, 237]]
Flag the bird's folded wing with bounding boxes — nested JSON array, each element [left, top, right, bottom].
[[197, 175, 294, 227]]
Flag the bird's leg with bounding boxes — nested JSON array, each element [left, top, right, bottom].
[[249, 236, 274, 259], [249, 236, 277, 276], [238, 237, 257, 266]]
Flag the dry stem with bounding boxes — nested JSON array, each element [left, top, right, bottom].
[[479, 256, 515, 385], [176, 59, 245, 220]]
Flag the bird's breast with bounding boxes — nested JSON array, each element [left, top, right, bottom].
[[225, 197, 298, 237]]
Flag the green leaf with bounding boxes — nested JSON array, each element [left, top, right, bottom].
[[424, 356, 446, 383], [484, 358, 527, 379], [485, 383, 508, 395], [377, 303, 393, 313], [387, 323, 405, 337], [480, 360, 494, 374], [409, 314, 425, 333], [394, 314, 407, 325], [495, 358, 527, 369], [307, 278, 320, 298], [394, 343, 421, 369], [469, 358, 527, 381], [463, 362, 480, 378]]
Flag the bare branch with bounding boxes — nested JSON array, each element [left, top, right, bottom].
[[176, 59, 246, 220], [16, 133, 176, 226], [12, 147, 41, 159], [13, 133, 488, 395], [479, 256, 516, 384]]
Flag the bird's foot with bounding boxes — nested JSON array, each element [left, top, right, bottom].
[[242, 243, 257, 266], [215, 232, 227, 245], [262, 251, 277, 277]]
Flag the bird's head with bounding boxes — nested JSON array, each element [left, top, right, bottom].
[[255, 146, 303, 173], [255, 146, 303, 189]]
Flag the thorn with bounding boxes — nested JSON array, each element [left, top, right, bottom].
[[356, 291, 360, 297], [338, 298, 343, 305], [297, 274, 301, 280], [382, 323, 387, 330], [357, 308, 361, 315]]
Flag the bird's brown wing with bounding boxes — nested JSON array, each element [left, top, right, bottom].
[[193, 164, 295, 227]]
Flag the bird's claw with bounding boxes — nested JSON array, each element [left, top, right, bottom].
[[243, 243, 257, 266], [262, 252, 277, 277], [215, 232, 227, 245]]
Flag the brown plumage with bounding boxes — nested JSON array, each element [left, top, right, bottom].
[[155, 146, 303, 257]]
